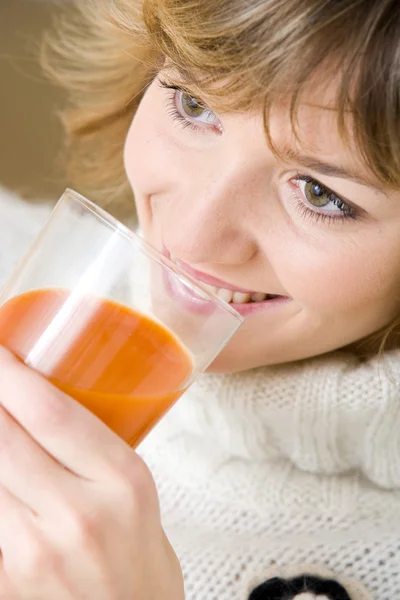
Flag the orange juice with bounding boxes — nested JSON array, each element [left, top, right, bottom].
[[0, 289, 193, 446]]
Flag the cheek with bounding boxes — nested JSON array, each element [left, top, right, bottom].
[[274, 231, 398, 319]]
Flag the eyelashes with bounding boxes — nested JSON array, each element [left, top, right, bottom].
[[159, 79, 218, 135], [290, 174, 358, 223], [164, 92, 208, 134], [291, 198, 357, 226]]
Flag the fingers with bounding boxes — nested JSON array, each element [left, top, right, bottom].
[[0, 485, 36, 564], [0, 485, 71, 600], [0, 347, 134, 483], [0, 405, 72, 515], [0, 547, 17, 600], [0, 571, 17, 600]]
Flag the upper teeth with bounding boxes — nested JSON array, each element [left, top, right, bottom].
[[201, 283, 269, 304]]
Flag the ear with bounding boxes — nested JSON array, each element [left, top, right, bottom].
[[245, 564, 372, 600]]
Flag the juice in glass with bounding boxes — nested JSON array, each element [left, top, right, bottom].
[[0, 288, 193, 446]]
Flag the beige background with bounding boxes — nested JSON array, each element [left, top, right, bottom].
[[0, 0, 67, 202]]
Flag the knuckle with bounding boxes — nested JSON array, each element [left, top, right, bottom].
[[31, 386, 68, 431], [111, 456, 158, 517], [0, 409, 21, 465], [0, 346, 18, 375], [59, 500, 103, 550], [0, 576, 17, 600], [20, 536, 59, 580], [68, 515, 97, 549], [0, 407, 13, 451], [0, 350, 69, 437]]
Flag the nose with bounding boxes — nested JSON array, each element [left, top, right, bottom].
[[163, 166, 259, 266]]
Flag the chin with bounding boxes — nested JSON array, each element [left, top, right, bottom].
[[205, 338, 343, 374], [205, 346, 277, 374]]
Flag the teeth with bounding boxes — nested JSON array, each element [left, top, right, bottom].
[[201, 283, 218, 295], [172, 256, 274, 304], [216, 288, 234, 303], [251, 292, 268, 302], [232, 292, 251, 304], [205, 285, 272, 304]]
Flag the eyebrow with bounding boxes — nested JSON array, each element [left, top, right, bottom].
[[159, 64, 197, 91], [287, 153, 383, 193], [159, 64, 216, 103]]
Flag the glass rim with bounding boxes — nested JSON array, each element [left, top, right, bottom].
[[63, 189, 244, 325]]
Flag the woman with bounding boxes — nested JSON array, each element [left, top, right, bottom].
[[0, 0, 399, 598]]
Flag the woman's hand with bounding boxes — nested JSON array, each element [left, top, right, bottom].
[[0, 346, 184, 600]]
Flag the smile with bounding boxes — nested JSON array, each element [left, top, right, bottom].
[[163, 247, 290, 312]]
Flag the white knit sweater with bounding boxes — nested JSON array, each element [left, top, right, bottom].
[[1, 187, 399, 600], [138, 349, 400, 600]]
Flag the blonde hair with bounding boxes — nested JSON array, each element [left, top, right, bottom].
[[43, 0, 400, 344]]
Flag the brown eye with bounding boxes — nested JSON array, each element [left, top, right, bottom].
[[180, 92, 206, 118], [294, 175, 356, 220], [304, 180, 330, 208], [177, 91, 221, 129]]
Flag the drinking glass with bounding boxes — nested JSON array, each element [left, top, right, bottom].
[[0, 189, 243, 447]]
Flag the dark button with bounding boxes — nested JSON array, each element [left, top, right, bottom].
[[249, 574, 352, 600]]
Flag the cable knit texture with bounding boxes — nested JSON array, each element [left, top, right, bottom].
[[139, 347, 400, 599], [1, 187, 399, 600]]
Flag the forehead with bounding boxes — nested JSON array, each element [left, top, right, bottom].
[[172, 64, 356, 156], [266, 78, 369, 178], [268, 72, 350, 151], [269, 103, 355, 168]]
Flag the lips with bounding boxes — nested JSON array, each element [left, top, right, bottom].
[[163, 246, 286, 306]]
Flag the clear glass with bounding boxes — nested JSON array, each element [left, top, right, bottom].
[[0, 189, 243, 447]]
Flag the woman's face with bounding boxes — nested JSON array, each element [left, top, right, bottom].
[[124, 68, 400, 372]]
